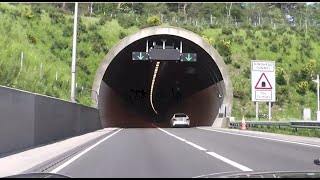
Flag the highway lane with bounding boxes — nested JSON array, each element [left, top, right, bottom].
[[47, 128, 239, 178], [36, 127, 320, 178], [166, 127, 320, 172]]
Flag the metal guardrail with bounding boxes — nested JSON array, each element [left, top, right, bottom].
[[230, 121, 320, 131]]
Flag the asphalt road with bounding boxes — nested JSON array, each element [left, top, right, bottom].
[[37, 127, 320, 178]]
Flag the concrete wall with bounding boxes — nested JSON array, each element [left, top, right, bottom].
[[0, 86, 102, 155]]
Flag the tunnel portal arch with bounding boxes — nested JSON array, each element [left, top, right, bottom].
[[92, 26, 233, 127]]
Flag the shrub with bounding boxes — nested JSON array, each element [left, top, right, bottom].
[[233, 62, 241, 69], [50, 40, 69, 53], [246, 29, 254, 39], [31, 6, 42, 18], [146, 15, 161, 27], [235, 35, 244, 45], [62, 25, 73, 37], [118, 14, 136, 28], [88, 24, 97, 32], [89, 32, 104, 44], [276, 86, 289, 107], [27, 34, 38, 45], [270, 44, 278, 53], [119, 31, 127, 39], [98, 15, 112, 25], [261, 31, 269, 38], [296, 81, 309, 95], [221, 26, 233, 35], [92, 42, 109, 54], [209, 24, 219, 29], [244, 67, 251, 79], [49, 11, 65, 24], [276, 67, 287, 85], [23, 5, 33, 19], [77, 21, 87, 36], [79, 50, 89, 58], [224, 56, 232, 64]]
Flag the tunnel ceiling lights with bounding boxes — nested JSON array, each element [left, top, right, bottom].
[[150, 62, 160, 115]]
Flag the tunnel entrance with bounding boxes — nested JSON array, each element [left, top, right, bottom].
[[92, 27, 233, 128]]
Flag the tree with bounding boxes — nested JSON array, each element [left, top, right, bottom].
[[267, 4, 285, 24], [132, 3, 145, 15], [143, 3, 168, 16], [276, 67, 287, 85]]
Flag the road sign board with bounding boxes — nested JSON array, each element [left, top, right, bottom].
[[132, 52, 149, 60], [181, 53, 197, 62], [255, 73, 272, 89], [148, 49, 180, 61], [251, 60, 276, 102]]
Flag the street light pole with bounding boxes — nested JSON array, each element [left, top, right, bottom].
[[71, 2, 79, 102]]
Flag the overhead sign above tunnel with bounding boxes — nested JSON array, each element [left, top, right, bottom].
[[181, 53, 197, 62], [132, 50, 197, 62], [149, 48, 181, 61], [132, 52, 149, 61]]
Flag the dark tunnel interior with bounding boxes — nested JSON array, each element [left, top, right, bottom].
[[98, 35, 225, 128]]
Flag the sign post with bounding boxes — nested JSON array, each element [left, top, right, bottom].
[[256, 102, 259, 121], [251, 60, 276, 121]]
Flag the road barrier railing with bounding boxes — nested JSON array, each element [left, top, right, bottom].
[[230, 121, 320, 131]]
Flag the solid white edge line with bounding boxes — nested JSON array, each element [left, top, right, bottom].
[[158, 127, 252, 172], [50, 128, 122, 173], [197, 127, 320, 148], [185, 141, 207, 151], [206, 152, 253, 172]]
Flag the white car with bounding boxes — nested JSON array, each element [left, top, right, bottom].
[[170, 113, 190, 127]]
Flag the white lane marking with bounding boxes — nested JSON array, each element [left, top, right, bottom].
[[50, 128, 122, 173], [197, 127, 320, 148], [157, 127, 186, 142], [157, 127, 252, 171], [185, 141, 207, 151], [206, 152, 253, 172]]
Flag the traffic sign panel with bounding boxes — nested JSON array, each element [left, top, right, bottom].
[[132, 52, 149, 60], [251, 60, 276, 102], [255, 73, 272, 90], [255, 90, 272, 100], [181, 53, 197, 62]]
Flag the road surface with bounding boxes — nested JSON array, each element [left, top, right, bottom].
[[29, 127, 320, 178]]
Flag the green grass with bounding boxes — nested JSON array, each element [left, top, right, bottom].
[[1, 3, 320, 117]]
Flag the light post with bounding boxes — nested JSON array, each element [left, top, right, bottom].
[[71, 2, 79, 102]]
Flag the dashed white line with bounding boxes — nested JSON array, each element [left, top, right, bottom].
[[206, 152, 253, 171], [157, 127, 252, 172], [197, 127, 320, 148], [185, 141, 207, 151], [50, 128, 122, 173], [157, 127, 186, 142]]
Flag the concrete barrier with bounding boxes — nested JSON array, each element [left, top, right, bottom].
[[0, 85, 102, 155], [211, 117, 230, 128]]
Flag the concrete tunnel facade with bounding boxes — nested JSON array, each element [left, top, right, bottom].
[[92, 26, 233, 128]]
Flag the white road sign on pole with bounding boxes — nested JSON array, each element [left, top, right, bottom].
[[251, 60, 276, 102]]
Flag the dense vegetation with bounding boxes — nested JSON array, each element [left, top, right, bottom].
[[0, 3, 320, 120]]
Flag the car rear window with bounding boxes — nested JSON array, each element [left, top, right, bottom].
[[175, 114, 187, 117]]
